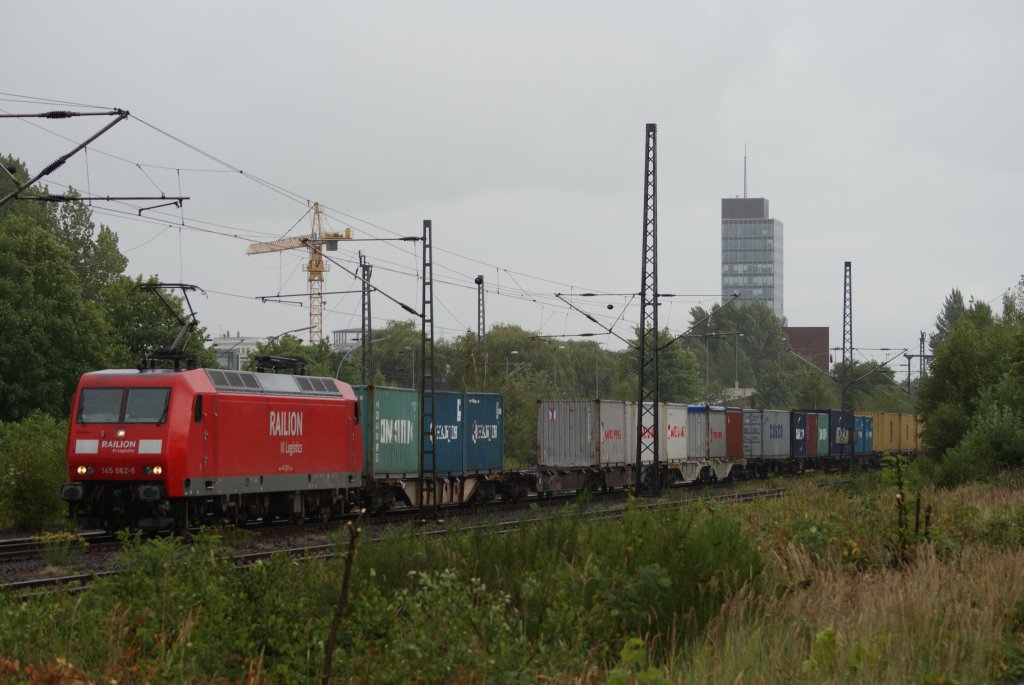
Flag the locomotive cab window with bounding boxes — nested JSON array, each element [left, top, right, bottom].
[[125, 388, 171, 424], [78, 388, 123, 424], [77, 387, 171, 424]]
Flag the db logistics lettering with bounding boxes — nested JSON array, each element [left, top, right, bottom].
[[270, 411, 303, 437], [102, 440, 137, 451]]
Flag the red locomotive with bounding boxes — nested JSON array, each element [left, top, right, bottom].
[[62, 367, 364, 531]]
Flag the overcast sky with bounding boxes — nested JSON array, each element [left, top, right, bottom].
[[4, 1, 1022, 374]]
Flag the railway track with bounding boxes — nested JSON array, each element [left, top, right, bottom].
[[0, 531, 118, 564], [2, 480, 839, 595]]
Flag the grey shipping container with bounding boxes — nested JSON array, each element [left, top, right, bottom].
[[354, 385, 420, 477], [743, 409, 762, 458], [537, 400, 632, 468], [687, 405, 727, 461], [760, 409, 791, 460]]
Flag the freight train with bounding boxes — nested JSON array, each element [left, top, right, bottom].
[[61, 366, 918, 531]]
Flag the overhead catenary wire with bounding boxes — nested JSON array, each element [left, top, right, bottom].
[[8, 108, 638, 309], [3, 92, 720, 344]]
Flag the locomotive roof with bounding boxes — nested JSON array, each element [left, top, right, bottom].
[[82, 368, 344, 398], [206, 369, 342, 397]]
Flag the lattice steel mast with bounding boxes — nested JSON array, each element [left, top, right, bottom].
[[840, 260, 853, 414], [419, 220, 437, 508], [635, 123, 660, 495], [359, 252, 373, 384], [842, 261, 853, 371]]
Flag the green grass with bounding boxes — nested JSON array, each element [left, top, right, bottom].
[[2, 468, 1024, 683]]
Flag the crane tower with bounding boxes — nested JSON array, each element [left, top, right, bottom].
[[246, 202, 352, 343]]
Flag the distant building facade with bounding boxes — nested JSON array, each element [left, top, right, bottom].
[[721, 197, 784, 320], [209, 333, 265, 370], [331, 328, 362, 353], [784, 326, 830, 373]]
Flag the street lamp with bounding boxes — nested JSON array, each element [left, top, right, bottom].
[[709, 331, 744, 392], [680, 331, 743, 397], [731, 333, 744, 389], [506, 350, 518, 375], [335, 336, 389, 380], [265, 326, 307, 345], [402, 346, 417, 389], [678, 333, 712, 393]]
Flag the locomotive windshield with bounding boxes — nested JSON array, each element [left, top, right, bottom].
[[78, 387, 170, 424]]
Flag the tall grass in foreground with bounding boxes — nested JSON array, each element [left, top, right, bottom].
[[3, 471, 1024, 683], [0, 501, 766, 683], [678, 543, 1024, 683]]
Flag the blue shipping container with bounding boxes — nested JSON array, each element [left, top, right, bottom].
[[798, 409, 854, 458], [790, 411, 807, 458], [465, 392, 504, 472], [854, 415, 873, 456], [428, 391, 465, 475]]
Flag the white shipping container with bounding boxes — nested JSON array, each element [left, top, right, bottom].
[[597, 400, 633, 466], [633, 402, 688, 465], [661, 403, 689, 463]]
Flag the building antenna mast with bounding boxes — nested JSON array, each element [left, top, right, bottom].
[[743, 144, 748, 198]]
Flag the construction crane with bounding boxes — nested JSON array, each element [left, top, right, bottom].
[[246, 202, 352, 344]]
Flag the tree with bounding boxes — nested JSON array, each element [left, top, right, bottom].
[[0, 215, 108, 420], [102, 276, 216, 369], [793, 371, 837, 409], [52, 191, 128, 299], [917, 293, 1021, 474], [833, 360, 907, 413], [1, 154, 218, 419], [929, 289, 967, 353], [753, 362, 793, 409]]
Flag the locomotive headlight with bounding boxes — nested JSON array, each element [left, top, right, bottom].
[[153, 466, 163, 475], [76, 465, 88, 475], [116, 429, 126, 438]]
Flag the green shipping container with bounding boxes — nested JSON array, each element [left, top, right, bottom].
[[816, 412, 829, 456], [354, 385, 420, 477]]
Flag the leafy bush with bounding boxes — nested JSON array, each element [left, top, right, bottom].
[[934, 403, 1024, 487], [0, 413, 67, 531], [0, 500, 766, 682]]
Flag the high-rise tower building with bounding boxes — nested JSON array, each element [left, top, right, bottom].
[[721, 197, 784, 320]]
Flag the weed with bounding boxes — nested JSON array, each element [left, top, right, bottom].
[[38, 530, 88, 567], [887, 454, 932, 566], [607, 637, 671, 685]]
